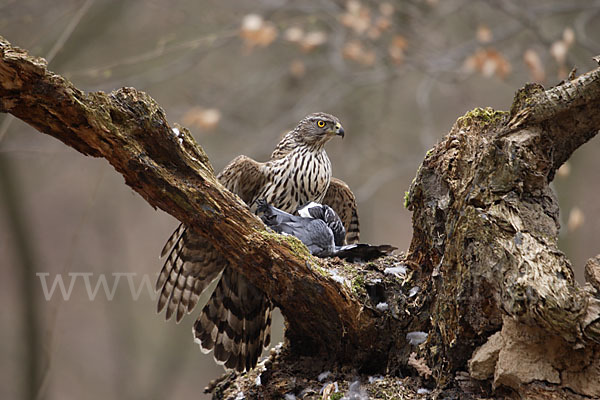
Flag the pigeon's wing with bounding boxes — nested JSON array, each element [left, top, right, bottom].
[[286, 218, 335, 256], [322, 177, 360, 244], [298, 203, 346, 247], [217, 155, 267, 205], [260, 203, 336, 256], [286, 219, 335, 256]]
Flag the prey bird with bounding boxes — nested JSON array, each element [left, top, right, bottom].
[[257, 199, 396, 262], [156, 113, 360, 372]]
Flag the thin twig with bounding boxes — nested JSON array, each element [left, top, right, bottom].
[[0, 0, 96, 144]]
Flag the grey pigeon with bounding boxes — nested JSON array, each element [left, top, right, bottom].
[[257, 199, 396, 262]]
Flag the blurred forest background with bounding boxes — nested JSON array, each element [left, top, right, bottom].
[[1, 0, 599, 399]]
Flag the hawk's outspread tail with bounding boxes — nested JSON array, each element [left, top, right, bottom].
[[157, 112, 358, 372], [193, 268, 272, 372]]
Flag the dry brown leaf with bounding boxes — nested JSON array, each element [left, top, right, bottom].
[[568, 207, 585, 232], [182, 107, 221, 131], [343, 40, 375, 66], [550, 40, 568, 65], [550, 27, 575, 77], [375, 16, 391, 31], [289, 60, 306, 79], [346, 0, 361, 14], [477, 25, 493, 44], [408, 352, 432, 378], [523, 49, 545, 83], [463, 48, 511, 79], [284, 26, 304, 43], [379, 2, 395, 17], [300, 31, 327, 52], [343, 40, 363, 61], [388, 35, 408, 65], [340, 0, 371, 35], [240, 14, 278, 48], [563, 27, 575, 47]]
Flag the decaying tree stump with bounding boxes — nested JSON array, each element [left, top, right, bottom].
[[2, 35, 600, 399], [406, 92, 600, 397]]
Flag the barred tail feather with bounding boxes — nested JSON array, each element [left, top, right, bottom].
[[156, 223, 186, 291], [322, 177, 360, 245], [193, 268, 272, 372], [156, 225, 225, 322], [346, 207, 360, 244], [160, 222, 186, 258]]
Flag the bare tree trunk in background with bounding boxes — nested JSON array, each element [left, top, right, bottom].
[[2, 36, 600, 399], [0, 152, 41, 400]]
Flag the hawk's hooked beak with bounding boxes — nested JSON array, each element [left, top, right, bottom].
[[334, 122, 345, 138]]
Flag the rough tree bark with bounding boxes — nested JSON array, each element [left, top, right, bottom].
[[2, 35, 600, 399]]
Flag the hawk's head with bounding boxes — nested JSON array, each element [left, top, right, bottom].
[[293, 112, 344, 148]]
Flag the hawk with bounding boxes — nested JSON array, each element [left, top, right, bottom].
[[271, 127, 360, 244], [156, 113, 360, 372], [257, 199, 395, 262]]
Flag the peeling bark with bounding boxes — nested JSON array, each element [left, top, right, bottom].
[[405, 70, 600, 394], [2, 35, 600, 398]]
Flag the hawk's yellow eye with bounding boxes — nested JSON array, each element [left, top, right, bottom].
[[317, 120, 326, 128]]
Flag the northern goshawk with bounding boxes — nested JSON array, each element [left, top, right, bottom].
[[156, 113, 359, 372]]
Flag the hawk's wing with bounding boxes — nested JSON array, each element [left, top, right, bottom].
[[217, 155, 266, 205], [156, 223, 226, 322], [322, 177, 360, 244], [157, 154, 273, 372], [157, 155, 266, 321]]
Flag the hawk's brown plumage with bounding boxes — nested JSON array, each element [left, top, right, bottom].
[[271, 126, 359, 244], [156, 112, 360, 371]]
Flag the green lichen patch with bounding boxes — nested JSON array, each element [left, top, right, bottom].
[[310, 261, 330, 277], [404, 190, 410, 209], [258, 230, 313, 260], [351, 273, 366, 294], [456, 107, 508, 131]]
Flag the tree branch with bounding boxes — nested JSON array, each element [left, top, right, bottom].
[[0, 35, 380, 363], [3, 34, 600, 398]]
